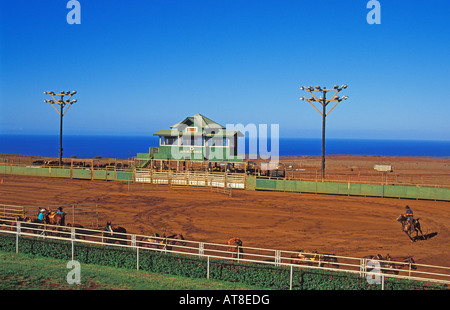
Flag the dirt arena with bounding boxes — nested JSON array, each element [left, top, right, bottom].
[[0, 173, 449, 268]]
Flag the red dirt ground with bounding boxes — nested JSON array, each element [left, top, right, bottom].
[[0, 173, 448, 267]]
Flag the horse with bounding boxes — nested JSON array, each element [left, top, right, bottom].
[[11, 215, 48, 236], [317, 253, 340, 268], [139, 233, 163, 249], [104, 221, 128, 245], [39, 208, 66, 236], [65, 223, 86, 240], [165, 233, 186, 250], [363, 254, 392, 273], [0, 215, 30, 231], [385, 256, 417, 275], [290, 250, 338, 267], [227, 237, 244, 258], [42, 208, 65, 226], [142, 233, 186, 251], [396, 214, 423, 242]]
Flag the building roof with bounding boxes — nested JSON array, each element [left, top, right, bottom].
[[152, 129, 182, 137], [154, 113, 243, 138], [153, 129, 244, 137], [170, 113, 225, 130]]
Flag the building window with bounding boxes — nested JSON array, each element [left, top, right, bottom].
[[181, 134, 203, 146], [164, 136, 178, 145], [185, 127, 197, 133], [209, 136, 227, 147]]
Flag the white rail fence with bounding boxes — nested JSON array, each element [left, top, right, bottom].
[[0, 220, 449, 289], [0, 203, 98, 228], [134, 170, 246, 190]]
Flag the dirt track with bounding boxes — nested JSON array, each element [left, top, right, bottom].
[[0, 174, 448, 267]]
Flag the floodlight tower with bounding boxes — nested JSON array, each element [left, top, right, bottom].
[[299, 85, 349, 181], [43, 91, 77, 166]]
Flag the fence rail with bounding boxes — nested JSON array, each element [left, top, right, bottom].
[[134, 169, 246, 190], [0, 203, 98, 228], [0, 220, 448, 289]]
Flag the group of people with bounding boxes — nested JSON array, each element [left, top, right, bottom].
[[36, 207, 66, 225]]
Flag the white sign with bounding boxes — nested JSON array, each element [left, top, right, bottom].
[[374, 165, 392, 172]]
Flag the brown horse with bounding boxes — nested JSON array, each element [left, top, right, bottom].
[[140, 233, 163, 249], [142, 233, 186, 251], [165, 233, 186, 250], [39, 209, 66, 236], [290, 250, 339, 268], [15, 215, 48, 236], [363, 254, 392, 273], [385, 256, 417, 275], [0, 215, 30, 231], [290, 250, 323, 267], [42, 208, 65, 226], [397, 214, 423, 242], [317, 253, 340, 268], [66, 223, 86, 240], [104, 221, 128, 245], [227, 237, 244, 258]]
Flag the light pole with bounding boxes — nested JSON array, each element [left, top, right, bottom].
[[43, 91, 77, 166], [299, 85, 349, 181]]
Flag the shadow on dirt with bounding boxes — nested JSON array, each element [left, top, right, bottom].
[[412, 232, 438, 242]]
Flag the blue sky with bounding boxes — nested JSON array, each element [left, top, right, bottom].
[[0, 0, 449, 140]]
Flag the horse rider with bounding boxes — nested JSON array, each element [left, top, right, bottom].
[[56, 207, 66, 225], [37, 208, 45, 223], [405, 205, 414, 234]]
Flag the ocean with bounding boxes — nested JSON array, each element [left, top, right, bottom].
[[0, 135, 449, 159]]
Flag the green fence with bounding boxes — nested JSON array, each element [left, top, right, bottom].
[[249, 177, 450, 201], [2, 165, 449, 201], [0, 165, 133, 183]]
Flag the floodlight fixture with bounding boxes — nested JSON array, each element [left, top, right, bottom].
[[299, 83, 349, 180], [43, 90, 77, 166]]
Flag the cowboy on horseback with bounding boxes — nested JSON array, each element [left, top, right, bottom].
[[56, 207, 66, 226], [405, 206, 414, 234], [37, 208, 45, 223]]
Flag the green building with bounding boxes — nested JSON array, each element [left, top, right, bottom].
[[137, 114, 243, 162]]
